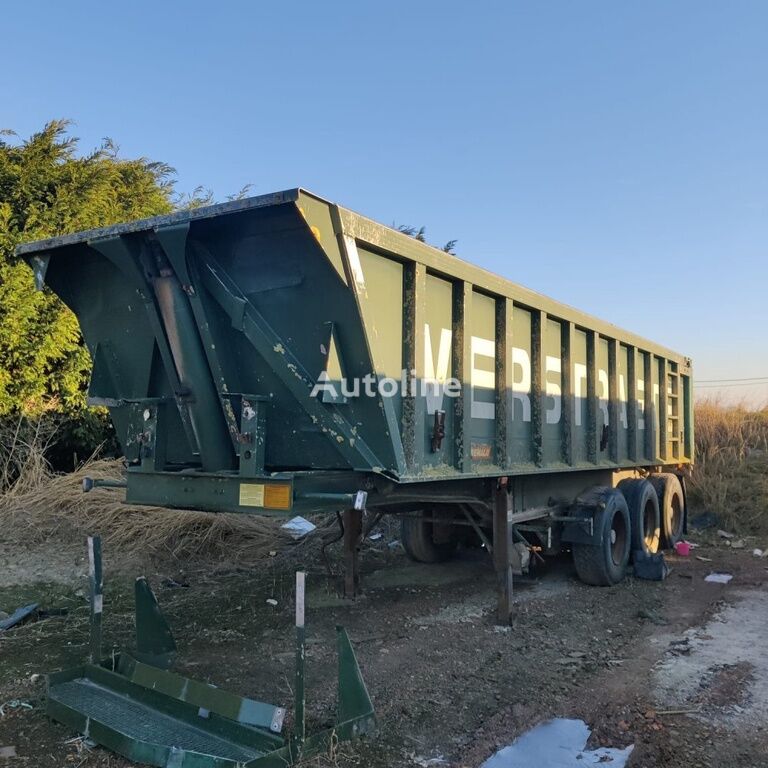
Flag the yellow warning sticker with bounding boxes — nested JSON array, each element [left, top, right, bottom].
[[239, 483, 265, 507]]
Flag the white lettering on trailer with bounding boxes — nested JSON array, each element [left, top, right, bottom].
[[574, 363, 587, 427], [512, 347, 531, 422], [471, 336, 495, 419], [545, 356, 562, 424], [421, 327, 657, 433], [424, 324, 453, 414], [619, 375, 628, 429], [598, 369, 609, 425]]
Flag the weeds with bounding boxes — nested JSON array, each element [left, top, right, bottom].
[[0, 415, 296, 561], [688, 399, 768, 533]]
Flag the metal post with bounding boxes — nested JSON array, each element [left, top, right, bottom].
[[87, 535, 103, 663], [294, 571, 306, 746], [493, 480, 513, 624], [342, 509, 362, 598]]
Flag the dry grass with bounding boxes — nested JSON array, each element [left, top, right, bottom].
[[0, 416, 59, 494], [0, 417, 299, 562], [689, 399, 768, 533], [0, 456, 295, 560]]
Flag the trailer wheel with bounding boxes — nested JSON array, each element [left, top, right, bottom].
[[617, 478, 661, 557], [572, 487, 631, 586], [648, 473, 685, 548], [401, 508, 458, 563]]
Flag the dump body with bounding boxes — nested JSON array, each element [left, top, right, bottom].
[[18, 189, 692, 515]]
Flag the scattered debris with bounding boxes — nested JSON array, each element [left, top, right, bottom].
[[696, 555, 713, 562], [718, 529, 735, 540], [674, 541, 691, 556], [705, 572, 733, 584], [0, 746, 17, 758], [0, 700, 33, 717], [369, 532, 383, 541], [633, 551, 669, 580], [63, 735, 96, 753], [161, 577, 190, 589], [0, 603, 39, 631], [280, 515, 317, 539], [266, 598, 278, 606], [730, 539, 746, 550], [753, 549, 765, 558], [638, 609, 669, 626], [408, 753, 449, 767], [481, 718, 634, 767], [37, 608, 68, 619]]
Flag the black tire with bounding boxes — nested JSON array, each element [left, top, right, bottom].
[[401, 508, 458, 563], [617, 478, 661, 557], [648, 473, 685, 549], [572, 487, 631, 586]]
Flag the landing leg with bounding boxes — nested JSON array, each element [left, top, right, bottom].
[[493, 480, 514, 624], [343, 509, 363, 598]]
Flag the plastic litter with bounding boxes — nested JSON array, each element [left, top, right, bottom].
[[674, 541, 691, 556], [280, 516, 317, 539], [0, 604, 39, 631], [0, 700, 33, 717], [481, 718, 634, 767], [704, 572, 733, 584], [409, 754, 449, 767]]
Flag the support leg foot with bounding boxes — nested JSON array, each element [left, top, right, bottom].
[[343, 509, 363, 598]]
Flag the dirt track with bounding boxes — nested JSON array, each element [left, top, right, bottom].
[[1, 533, 767, 767]]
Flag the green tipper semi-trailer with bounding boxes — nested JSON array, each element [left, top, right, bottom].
[[18, 189, 692, 620]]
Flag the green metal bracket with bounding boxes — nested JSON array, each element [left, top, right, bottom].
[[336, 625, 376, 734], [115, 654, 285, 732], [223, 393, 268, 476], [134, 577, 177, 669], [47, 540, 376, 767], [127, 401, 168, 472]]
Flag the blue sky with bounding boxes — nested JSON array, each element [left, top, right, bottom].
[[3, 2, 767, 403]]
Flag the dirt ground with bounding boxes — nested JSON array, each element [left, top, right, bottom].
[[1, 527, 768, 768]]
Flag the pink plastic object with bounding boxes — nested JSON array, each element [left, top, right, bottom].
[[674, 541, 691, 556]]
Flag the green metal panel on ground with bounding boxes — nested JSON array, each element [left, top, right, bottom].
[[17, 189, 693, 515]]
